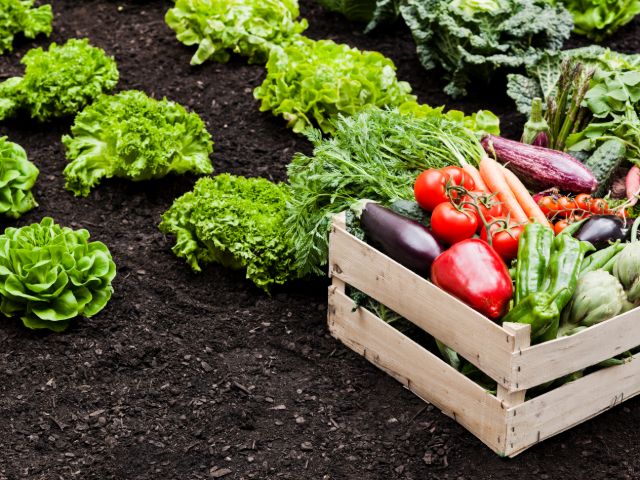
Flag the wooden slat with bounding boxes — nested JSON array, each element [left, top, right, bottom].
[[497, 323, 530, 407], [328, 223, 517, 389], [328, 288, 507, 454], [512, 307, 640, 390], [505, 353, 640, 456]]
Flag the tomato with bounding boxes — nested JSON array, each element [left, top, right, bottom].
[[440, 166, 475, 191], [557, 196, 577, 217], [617, 207, 629, 220], [459, 191, 504, 226], [480, 222, 523, 261], [554, 219, 570, 235], [575, 194, 592, 212], [414, 168, 475, 211], [431, 202, 478, 245], [590, 198, 609, 214], [538, 196, 559, 216]]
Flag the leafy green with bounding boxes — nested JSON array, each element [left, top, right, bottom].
[[0, 217, 116, 332], [62, 90, 214, 197], [159, 174, 297, 291], [0, 136, 38, 218], [285, 107, 487, 276], [0, 38, 119, 122], [556, 0, 640, 41], [0, 0, 52, 54], [165, 0, 307, 65], [399, 101, 501, 135], [253, 37, 415, 134], [400, 0, 573, 98], [315, 0, 399, 31]]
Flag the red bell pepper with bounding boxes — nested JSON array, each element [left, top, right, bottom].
[[430, 239, 513, 320]]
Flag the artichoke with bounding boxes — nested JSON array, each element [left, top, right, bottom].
[[0, 136, 39, 218], [0, 218, 116, 332], [560, 270, 630, 336], [613, 242, 640, 304]]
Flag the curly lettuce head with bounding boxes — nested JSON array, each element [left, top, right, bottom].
[[254, 37, 415, 134], [0, 38, 119, 122], [62, 90, 214, 197], [0, 0, 52, 55], [165, 0, 308, 65], [0, 136, 38, 218], [0, 217, 116, 332], [401, 0, 573, 98], [159, 174, 297, 291]]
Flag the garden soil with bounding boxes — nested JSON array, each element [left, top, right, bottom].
[[1, 1, 640, 479]]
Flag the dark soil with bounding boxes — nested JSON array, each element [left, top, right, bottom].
[[1, 2, 640, 479]]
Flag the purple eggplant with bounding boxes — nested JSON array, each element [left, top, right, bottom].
[[481, 135, 597, 194], [574, 215, 627, 249], [358, 202, 444, 276]]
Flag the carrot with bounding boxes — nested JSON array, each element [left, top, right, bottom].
[[479, 157, 528, 223], [500, 166, 550, 226], [460, 162, 487, 192]]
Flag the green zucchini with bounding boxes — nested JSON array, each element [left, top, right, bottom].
[[584, 139, 626, 197]]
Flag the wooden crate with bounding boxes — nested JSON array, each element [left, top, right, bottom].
[[327, 212, 640, 457]]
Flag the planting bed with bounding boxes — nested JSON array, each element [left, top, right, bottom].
[[1, 1, 640, 479]]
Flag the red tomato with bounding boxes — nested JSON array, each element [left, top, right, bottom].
[[440, 166, 475, 191], [431, 202, 478, 245], [460, 191, 504, 226], [590, 198, 609, 214], [480, 222, 524, 261], [538, 196, 559, 216], [557, 196, 577, 217], [554, 219, 570, 235], [414, 168, 475, 211], [575, 193, 592, 212]]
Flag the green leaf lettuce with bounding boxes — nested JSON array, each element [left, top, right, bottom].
[[0, 136, 38, 218], [0, 0, 52, 55]]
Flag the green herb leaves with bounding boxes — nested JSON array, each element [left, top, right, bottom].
[[0, 0, 52, 55], [0, 136, 38, 218], [401, 0, 573, 98], [0, 218, 116, 332], [166, 0, 308, 65], [0, 38, 119, 122], [253, 37, 415, 134], [62, 90, 214, 196], [159, 174, 297, 292]]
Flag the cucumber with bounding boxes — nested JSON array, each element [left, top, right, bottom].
[[584, 139, 626, 197]]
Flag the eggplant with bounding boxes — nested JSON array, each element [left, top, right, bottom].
[[574, 215, 627, 249], [481, 135, 597, 193], [358, 202, 444, 276]]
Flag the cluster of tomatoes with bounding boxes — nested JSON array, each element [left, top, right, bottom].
[[413, 166, 523, 261], [536, 193, 621, 235]]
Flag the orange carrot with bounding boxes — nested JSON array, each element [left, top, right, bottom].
[[479, 157, 528, 223], [501, 166, 550, 226], [461, 162, 487, 192]]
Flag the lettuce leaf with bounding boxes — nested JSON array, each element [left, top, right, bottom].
[[557, 0, 640, 41], [0, 136, 38, 218], [62, 90, 214, 197], [400, 0, 573, 98], [0, 38, 119, 122], [159, 174, 297, 291], [253, 37, 415, 134], [0, 0, 52, 55], [165, 0, 307, 65]]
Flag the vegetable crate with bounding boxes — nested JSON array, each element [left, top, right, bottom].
[[327, 212, 640, 457]]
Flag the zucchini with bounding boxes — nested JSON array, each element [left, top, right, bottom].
[[584, 139, 626, 197]]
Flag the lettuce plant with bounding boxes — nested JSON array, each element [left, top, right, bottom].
[[0, 136, 38, 218], [0, 0, 52, 54], [0, 217, 116, 332], [165, 0, 308, 65], [0, 38, 119, 122], [400, 0, 573, 98], [159, 174, 297, 291], [62, 90, 214, 197], [253, 37, 415, 134], [557, 0, 640, 41]]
